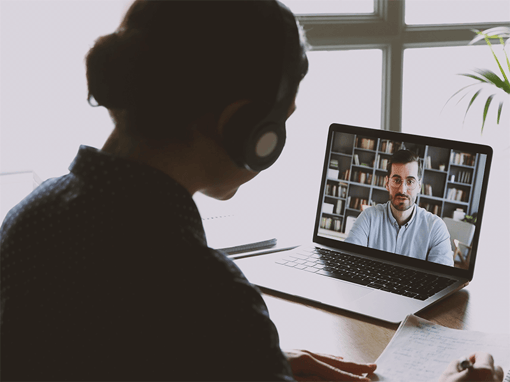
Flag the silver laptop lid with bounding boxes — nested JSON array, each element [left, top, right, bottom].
[[313, 123, 492, 282]]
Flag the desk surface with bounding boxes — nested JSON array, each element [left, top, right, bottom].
[[258, 235, 510, 364]]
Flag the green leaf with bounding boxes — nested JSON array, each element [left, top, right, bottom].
[[463, 89, 482, 124], [469, 27, 510, 45], [481, 94, 496, 132], [497, 100, 504, 124], [459, 73, 490, 84], [443, 83, 480, 111], [472, 68, 510, 92], [484, 37, 510, 86]]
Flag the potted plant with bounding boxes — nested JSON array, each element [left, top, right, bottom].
[[446, 27, 510, 131]]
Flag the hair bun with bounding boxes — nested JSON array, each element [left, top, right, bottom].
[[86, 30, 145, 109]]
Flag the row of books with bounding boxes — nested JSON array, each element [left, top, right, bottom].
[[374, 174, 386, 187], [325, 183, 348, 198], [348, 196, 369, 211], [424, 156, 433, 170], [422, 184, 434, 196], [451, 171, 472, 184], [352, 154, 372, 167], [375, 155, 389, 171], [450, 152, 476, 166], [447, 188, 469, 202], [380, 140, 401, 154], [356, 137, 377, 150], [320, 216, 342, 232], [419, 202, 442, 216], [351, 170, 373, 185]]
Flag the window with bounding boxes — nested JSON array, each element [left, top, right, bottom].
[[279, 0, 374, 15], [405, 0, 510, 25]]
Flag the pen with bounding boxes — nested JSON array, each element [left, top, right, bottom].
[[458, 358, 474, 372]]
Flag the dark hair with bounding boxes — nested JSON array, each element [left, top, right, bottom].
[[85, 0, 308, 141], [387, 149, 423, 179]]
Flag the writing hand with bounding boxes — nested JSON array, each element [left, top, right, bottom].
[[284, 349, 377, 381], [439, 352, 504, 382]]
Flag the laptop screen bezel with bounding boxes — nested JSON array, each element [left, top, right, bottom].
[[313, 123, 493, 281]]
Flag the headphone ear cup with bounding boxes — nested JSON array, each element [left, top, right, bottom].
[[222, 103, 286, 172]]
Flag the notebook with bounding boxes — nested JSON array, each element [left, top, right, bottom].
[[202, 214, 277, 254], [235, 123, 492, 323]]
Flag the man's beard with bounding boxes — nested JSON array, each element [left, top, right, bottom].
[[390, 193, 416, 211]]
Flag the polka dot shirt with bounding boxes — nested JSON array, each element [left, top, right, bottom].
[[0, 145, 293, 381]]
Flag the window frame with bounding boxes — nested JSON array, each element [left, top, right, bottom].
[[295, 0, 510, 132]]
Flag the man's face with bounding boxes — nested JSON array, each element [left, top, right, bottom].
[[385, 162, 421, 212]]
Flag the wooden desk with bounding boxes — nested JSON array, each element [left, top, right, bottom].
[[258, 234, 510, 364]]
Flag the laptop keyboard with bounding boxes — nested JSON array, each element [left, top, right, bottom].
[[276, 247, 456, 301]]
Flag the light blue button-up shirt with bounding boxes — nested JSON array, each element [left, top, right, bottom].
[[345, 202, 454, 266]]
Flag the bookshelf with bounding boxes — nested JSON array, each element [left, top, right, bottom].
[[319, 132, 483, 236]]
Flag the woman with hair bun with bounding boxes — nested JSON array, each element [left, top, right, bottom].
[[0, 1, 377, 380], [2, 1, 502, 381]]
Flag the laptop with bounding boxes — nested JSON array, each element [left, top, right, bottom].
[[234, 123, 492, 323]]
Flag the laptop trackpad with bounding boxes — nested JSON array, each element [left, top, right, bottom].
[[311, 276, 373, 306], [253, 266, 373, 307]]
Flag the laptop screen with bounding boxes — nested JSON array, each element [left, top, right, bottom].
[[314, 124, 492, 274]]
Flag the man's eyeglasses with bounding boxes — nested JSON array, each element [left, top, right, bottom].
[[388, 177, 419, 190]]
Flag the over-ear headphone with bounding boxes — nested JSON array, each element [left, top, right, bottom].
[[222, 1, 301, 172]]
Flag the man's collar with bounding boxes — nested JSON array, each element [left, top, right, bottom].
[[386, 201, 417, 228]]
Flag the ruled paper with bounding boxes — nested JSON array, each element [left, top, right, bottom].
[[372, 314, 510, 382]]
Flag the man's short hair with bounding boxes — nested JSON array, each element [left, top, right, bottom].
[[387, 149, 423, 180]]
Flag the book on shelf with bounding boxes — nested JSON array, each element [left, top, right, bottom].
[[419, 202, 441, 216], [374, 174, 386, 187], [380, 158, 389, 171], [380, 140, 400, 154], [325, 183, 348, 198], [350, 197, 369, 211], [339, 183, 348, 198], [320, 216, 342, 232], [336, 199, 343, 214], [423, 184, 433, 196], [330, 158, 339, 169], [351, 171, 372, 185], [450, 152, 475, 166], [424, 156, 432, 169], [374, 154, 380, 169], [447, 188, 468, 202], [356, 137, 376, 150], [456, 170, 472, 184], [353, 154, 360, 165]]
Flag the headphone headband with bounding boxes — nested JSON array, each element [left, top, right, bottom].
[[222, 0, 302, 172]]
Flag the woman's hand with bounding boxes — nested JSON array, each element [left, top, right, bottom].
[[284, 349, 377, 381], [439, 352, 504, 382]]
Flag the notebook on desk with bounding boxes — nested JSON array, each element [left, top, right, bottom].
[[235, 123, 492, 323]]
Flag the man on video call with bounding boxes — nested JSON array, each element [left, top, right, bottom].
[[345, 149, 454, 266]]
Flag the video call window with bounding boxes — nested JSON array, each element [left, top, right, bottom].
[[318, 131, 487, 270]]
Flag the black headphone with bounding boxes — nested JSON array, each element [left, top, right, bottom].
[[222, 1, 301, 172]]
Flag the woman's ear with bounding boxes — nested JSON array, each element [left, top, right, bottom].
[[191, 100, 251, 141], [216, 100, 251, 135]]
